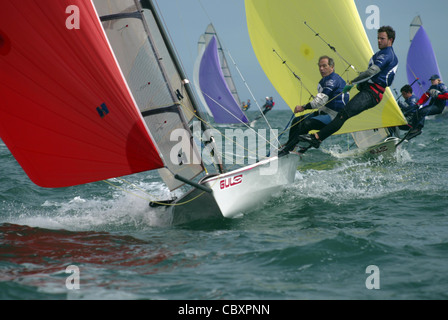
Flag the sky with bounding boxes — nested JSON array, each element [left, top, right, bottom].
[[154, 0, 448, 111]]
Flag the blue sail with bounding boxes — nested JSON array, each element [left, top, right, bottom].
[[198, 36, 248, 124], [406, 24, 442, 99]]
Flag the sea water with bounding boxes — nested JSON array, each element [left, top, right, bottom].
[[1, 110, 448, 300]]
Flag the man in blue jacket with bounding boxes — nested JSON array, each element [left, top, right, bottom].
[[299, 26, 399, 149], [279, 55, 348, 155], [397, 84, 419, 131], [414, 74, 448, 130]]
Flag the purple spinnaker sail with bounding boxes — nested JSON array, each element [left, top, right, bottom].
[[199, 36, 248, 124], [406, 26, 442, 99]]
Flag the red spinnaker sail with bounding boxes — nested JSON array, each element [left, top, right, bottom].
[[0, 0, 164, 187]]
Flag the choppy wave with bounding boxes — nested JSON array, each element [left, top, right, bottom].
[[1, 112, 448, 300]]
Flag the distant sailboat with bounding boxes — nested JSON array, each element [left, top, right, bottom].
[[406, 16, 443, 100], [245, 0, 407, 158], [193, 23, 248, 124], [0, 0, 299, 224]]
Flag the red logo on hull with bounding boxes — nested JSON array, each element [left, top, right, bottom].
[[369, 145, 389, 155], [220, 174, 243, 189]]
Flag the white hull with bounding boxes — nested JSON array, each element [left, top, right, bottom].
[[170, 153, 299, 222], [330, 137, 399, 159], [203, 153, 299, 218]]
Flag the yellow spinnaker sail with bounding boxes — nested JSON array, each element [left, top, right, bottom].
[[245, 0, 406, 134]]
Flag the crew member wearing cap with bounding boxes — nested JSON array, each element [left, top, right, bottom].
[[414, 74, 448, 129], [417, 74, 448, 108]]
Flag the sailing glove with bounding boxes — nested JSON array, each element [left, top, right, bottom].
[[429, 89, 441, 98]]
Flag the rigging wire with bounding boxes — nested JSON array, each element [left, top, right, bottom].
[[303, 21, 359, 75], [407, 66, 425, 94], [226, 51, 280, 145], [272, 48, 315, 100], [153, 0, 214, 124], [179, 100, 276, 163], [268, 22, 407, 153], [270, 48, 316, 146], [196, 0, 280, 145], [271, 40, 399, 153], [396, 76, 421, 101]]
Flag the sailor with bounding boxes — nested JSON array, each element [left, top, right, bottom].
[[413, 74, 448, 130], [262, 96, 275, 115], [279, 55, 348, 155], [298, 26, 398, 149], [252, 97, 275, 123], [397, 84, 419, 131], [242, 99, 251, 111]]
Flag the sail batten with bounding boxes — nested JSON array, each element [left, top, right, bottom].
[[245, 0, 406, 134]]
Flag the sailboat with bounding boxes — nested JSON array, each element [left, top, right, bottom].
[[0, 0, 300, 225], [193, 23, 249, 125], [245, 0, 407, 159], [406, 16, 444, 103]]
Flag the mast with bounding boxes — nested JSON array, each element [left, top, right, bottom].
[[409, 15, 423, 43], [140, 0, 225, 173], [194, 24, 249, 124], [205, 24, 242, 106], [140, 0, 198, 109]]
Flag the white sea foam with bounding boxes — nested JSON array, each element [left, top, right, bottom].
[[289, 157, 427, 205], [4, 180, 179, 231]]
